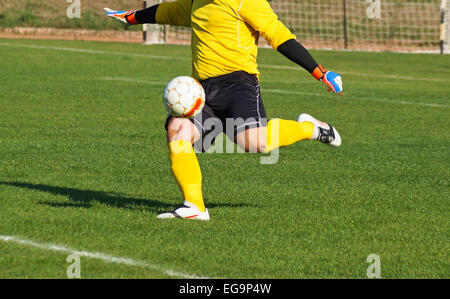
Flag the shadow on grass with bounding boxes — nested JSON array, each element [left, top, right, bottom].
[[0, 181, 256, 212]]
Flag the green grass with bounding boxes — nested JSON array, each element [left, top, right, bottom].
[[0, 38, 449, 279], [0, 0, 143, 31]]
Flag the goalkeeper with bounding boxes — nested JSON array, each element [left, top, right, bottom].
[[105, 0, 343, 221]]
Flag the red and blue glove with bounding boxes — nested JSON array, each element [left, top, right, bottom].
[[312, 65, 343, 93]]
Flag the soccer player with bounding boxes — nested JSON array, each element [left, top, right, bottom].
[[105, 0, 343, 221]]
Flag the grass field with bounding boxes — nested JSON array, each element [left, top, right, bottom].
[[0, 0, 143, 30], [0, 38, 448, 279]]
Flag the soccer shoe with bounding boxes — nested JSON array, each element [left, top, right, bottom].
[[298, 113, 341, 147], [104, 8, 138, 25], [157, 202, 210, 221]]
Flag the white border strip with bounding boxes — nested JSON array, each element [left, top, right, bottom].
[[0, 235, 209, 279]]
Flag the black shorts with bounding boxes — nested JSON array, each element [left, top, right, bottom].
[[165, 71, 268, 152]]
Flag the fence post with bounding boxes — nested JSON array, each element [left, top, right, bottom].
[[143, 1, 147, 44], [142, 0, 165, 44], [441, 0, 447, 54], [343, 0, 349, 49]]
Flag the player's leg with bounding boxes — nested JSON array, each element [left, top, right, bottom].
[[158, 103, 221, 220], [221, 72, 330, 152], [235, 119, 314, 153], [226, 72, 340, 152], [158, 116, 208, 220], [236, 117, 340, 153]]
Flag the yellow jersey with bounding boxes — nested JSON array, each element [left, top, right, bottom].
[[156, 0, 296, 81]]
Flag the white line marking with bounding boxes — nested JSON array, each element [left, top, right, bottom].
[[0, 42, 447, 82], [101, 76, 319, 85], [264, 80, 408, 86], [258, 64, 448, 83], [0, 42, 186, 61], [99, 77, 449, 108], [340, 71, 447, 82], [0, 235, 209, 279], [101, 76, 165, 85], [262, 88, 450, 108], [262, 88, 323, 97]]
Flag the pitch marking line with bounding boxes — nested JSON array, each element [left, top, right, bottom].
[[0, 235, 209, 279], [260, 88, 450, 108], [0, 42, 185, 61], [101, 76, 164, 85], [99, 77, 450, 109], [0, 42, 447, 83], [258, 64, 448, 83]]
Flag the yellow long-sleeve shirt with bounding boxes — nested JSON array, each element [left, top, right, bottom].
[[155, 0, 296, 81]]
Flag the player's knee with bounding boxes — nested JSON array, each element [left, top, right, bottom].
[[167, 117, 200, 144], [236, 127, 267, 153]]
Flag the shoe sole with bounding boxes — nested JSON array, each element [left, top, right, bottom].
[[157, 209, 210, 221]]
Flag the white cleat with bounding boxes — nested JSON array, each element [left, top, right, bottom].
[[157, 202, 210, 221], [298, 113, 341, 147]]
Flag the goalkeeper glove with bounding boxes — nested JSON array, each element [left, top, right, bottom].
[[104, 8, 139, 25], [312, 65, 343, 93]]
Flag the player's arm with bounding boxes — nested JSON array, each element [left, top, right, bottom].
[[240, 0, 342, 93], [277, 39, 343, 93], [104, 0, 191, 27]]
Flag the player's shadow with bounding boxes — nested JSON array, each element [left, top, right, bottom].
[[0, 181, 254, 212]]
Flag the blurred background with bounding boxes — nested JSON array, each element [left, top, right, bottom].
[[0, 0, 448, 52]]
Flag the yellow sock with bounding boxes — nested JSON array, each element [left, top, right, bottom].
[[264, 118, 314, 153], [168, 140, 205, 212]]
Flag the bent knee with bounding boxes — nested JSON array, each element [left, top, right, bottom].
[[235, 127, 267, 153], [167, 117, 200, 144]]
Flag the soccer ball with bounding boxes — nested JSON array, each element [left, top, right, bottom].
[[163, 76, 205, 118]]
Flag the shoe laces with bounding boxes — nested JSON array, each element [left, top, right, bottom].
[[318, 126, 335, 143]]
